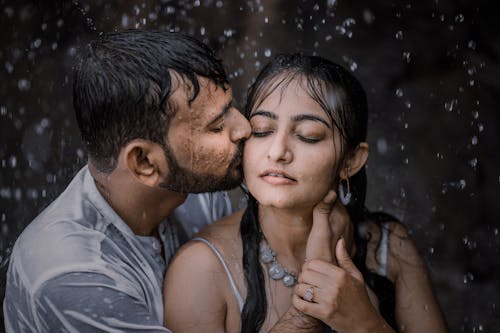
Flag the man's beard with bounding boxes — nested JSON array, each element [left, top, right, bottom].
[[159, 143, 244, 194]]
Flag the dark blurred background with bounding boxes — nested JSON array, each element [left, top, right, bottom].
[[1, 0, 499, 331]]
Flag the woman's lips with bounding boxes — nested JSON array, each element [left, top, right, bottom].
[[260, 170, 297, 185]]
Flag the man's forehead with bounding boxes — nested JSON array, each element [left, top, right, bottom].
[[170, 73, 231, 105], [169, 75, 231, 127]]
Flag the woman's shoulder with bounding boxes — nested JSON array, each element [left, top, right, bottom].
[[168, 209, 244, 272], [197, 209, 244, 244], [364, 213, 411, 242]]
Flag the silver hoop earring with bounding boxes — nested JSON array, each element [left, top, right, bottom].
[[338, 178, 352, 205]]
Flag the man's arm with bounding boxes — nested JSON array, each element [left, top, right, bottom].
[[32, 272, 170, 333]]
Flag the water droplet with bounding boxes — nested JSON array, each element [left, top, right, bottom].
[[455, 14, 465, 23], [313, 4, 320, 11], [4, 62, 13, 74], [224, 29, 234, 37], [121, 14, 129, 27], [9, 156, 17, 168], [467, 66, 477, 76], [200, 26, 205, 35], [395, 88, 403, 97], [327, 0, 337, 7], [404, 101, 411, 109], [325, 35, 332, 41], [335, 25, 346, 35], [18, 79, 31, 91], [343, 18, 356, 27], [472, 110, 479, 119], [469, 158, 478, 168], [342, 56, 358, 71], [57, 19, 64, 27], [216, 1, 224, 8], [471, 136, 478, 145], [363, 9, 375, 24], [376, 138, 388, 155], [33, 38, 42, 48], [477, 123, 484, 132], [428, 247, 434, 254], [193, 0, 200, 7], [264, 17, 269, 23], [4, 6, 14, 18], [395, 30, 403, 40], [264, 49, 271, 57], [444, 99, 458, 112], [402, 51, 411, 63], [463, 272, 474, 284], [468, 40, 476, 50]]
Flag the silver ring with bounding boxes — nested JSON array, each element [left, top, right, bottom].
[[304, 286, 314, 302]]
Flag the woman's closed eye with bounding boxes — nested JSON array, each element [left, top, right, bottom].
[[296, 134, 322, 144], [252, 130, 272, 137], [251, 126, 274, 137]]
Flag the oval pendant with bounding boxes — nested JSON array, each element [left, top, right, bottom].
[[260, 248, 275, 264], [269, 263, 285, 280], [283, 273, 296, 287]]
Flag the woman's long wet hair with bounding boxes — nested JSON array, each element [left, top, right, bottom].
[[239, 54, 396, 332]]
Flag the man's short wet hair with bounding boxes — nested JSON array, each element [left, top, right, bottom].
[[73, 30, 228, 172]]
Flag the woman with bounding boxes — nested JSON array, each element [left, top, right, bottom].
[[163, 54, 447, 332]]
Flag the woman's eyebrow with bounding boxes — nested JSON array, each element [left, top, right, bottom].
[[291, 114, 332, 129], [250, 110, 277, 120]]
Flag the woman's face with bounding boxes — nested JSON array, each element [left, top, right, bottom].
[[243, 79, 343, 210]]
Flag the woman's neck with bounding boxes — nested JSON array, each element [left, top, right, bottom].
[[258, 205, 313, 261]]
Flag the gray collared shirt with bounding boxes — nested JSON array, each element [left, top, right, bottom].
[[3, 166, 232, 332]]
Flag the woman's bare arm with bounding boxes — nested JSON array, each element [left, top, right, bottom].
[[365, 221, 448, 333], [163, 241, 229, 333]]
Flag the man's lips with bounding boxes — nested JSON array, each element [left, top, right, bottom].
[[260, 169, 297, 185]]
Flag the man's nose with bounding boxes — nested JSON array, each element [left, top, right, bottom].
[[229, 108, 251, 142]]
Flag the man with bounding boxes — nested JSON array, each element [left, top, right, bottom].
[[3, 30, 250, 332]]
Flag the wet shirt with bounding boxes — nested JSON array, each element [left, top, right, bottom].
[[3, 166, 232, 332]]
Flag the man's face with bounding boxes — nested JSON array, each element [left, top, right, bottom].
[[162, 77, 251, 193]]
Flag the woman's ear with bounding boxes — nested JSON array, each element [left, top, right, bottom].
[[340, 142, 369, 179], [123, 140, 168, 187]]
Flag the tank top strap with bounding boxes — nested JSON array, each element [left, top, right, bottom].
[[377, 222, 390, 276], [192, 237, 245, 312]]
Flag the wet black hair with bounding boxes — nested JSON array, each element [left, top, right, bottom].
[[73, 29, 228, 172], [239, 53, 395, 331]]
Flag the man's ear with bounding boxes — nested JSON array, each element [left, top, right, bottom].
[[339, 142, 369, 179], [123, 140, 167, 187]]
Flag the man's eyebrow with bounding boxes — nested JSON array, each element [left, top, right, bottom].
[[249, 110, 277, 120], [208, 100, 232, 125], [291, 114, 332, 129]]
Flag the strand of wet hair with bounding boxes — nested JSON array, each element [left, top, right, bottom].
[[240, 194, 267, 332]]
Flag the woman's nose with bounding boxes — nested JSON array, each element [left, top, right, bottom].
[[267, 133, 292, 163]]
